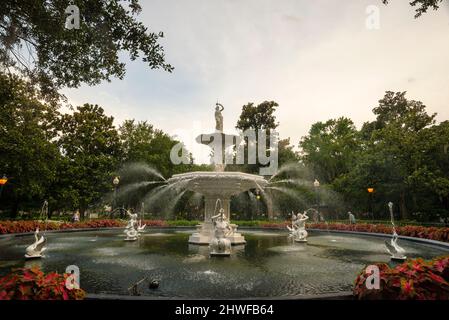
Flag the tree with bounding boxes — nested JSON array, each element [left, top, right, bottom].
[[299, 117, 360, 183], [119, 119, 193, 178], [0, 73, 60, 216], [382, 0, 444, 18], [0, 0, 173, 101], [56, 104, 122, 218], [236, 101, 279, 132], [235, 101, 279, 174], [334, 92, 439, 220], [278, 138, 299, 167]]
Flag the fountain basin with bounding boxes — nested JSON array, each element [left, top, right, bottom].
[[1, 228, 448, 299]]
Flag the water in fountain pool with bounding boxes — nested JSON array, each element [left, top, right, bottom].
[[0, 228, 448, 298]]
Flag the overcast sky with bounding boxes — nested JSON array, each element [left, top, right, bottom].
[[62, 0, 449, 163]]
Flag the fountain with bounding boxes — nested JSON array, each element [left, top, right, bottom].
[[167, 103, 268, 245], [124, 210, 139, 241], [287, 211, 309, 243], [385, 202, 407, 261]]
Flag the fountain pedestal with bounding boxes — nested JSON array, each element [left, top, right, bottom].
[[188, 194, 247, 245]]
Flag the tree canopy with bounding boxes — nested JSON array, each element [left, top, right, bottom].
[[0, 0, 173, 101]]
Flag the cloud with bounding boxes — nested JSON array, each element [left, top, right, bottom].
[[62, 0, 449, 163]]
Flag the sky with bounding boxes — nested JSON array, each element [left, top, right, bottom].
[[62, 0, 449, 163]]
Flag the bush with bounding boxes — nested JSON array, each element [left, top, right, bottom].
[[166, 220, 199, 227], [307, 223, 449, 243], [353, 256, 449, 300], [0, 219, 126, 234], [0, 266, 85, 300]]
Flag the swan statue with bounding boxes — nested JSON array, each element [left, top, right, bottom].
[[385, 230, 407, 261], [25, 228, 47, 259], [385, 202, 406, 261], [137, 219, 146, 233]]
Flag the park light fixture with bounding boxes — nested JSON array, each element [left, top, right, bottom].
[[0, 176, 7, 185], [0, 175, 8, 185], [367, 187, 375, 193], [313, 179, 320, 188], [113, 176, 120, 186]]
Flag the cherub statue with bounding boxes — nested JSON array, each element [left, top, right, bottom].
[[287, 211, 309, 242]]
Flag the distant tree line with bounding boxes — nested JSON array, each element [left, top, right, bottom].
[[299, 91, 449, 222], [0, 73, 199, 219]]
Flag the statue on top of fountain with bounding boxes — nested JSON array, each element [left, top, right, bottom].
[[215, 102, 224, 132], [287, 211, 309, 243]]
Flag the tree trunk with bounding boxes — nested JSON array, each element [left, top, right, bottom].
[[400, 192, 409, 220], [11, 199, 19, 219], [80, 206, 87, 220]]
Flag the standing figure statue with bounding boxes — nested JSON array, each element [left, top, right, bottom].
[[287, 211, 309, 243], [210, 208, 232, 256], [214, 102, 224, 132], [348, 212, 356, 224]]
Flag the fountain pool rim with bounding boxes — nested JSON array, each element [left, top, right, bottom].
[[2, 227, 449, 300]]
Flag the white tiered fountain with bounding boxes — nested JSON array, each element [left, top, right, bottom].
[[167, 103, 268, 245]]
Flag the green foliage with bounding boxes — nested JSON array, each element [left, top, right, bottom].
[[382, 0, 444, 18], [300, 117, 360, 183], [54, 104, 122, 217], [316, 91, 449, 221], [0, 0, 173, 101], [0, 73, 60, 216]]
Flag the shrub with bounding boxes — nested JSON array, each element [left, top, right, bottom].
[[353, 256, 449, 300], [307, 223, 449, 243], [0, 266, 85, 300]]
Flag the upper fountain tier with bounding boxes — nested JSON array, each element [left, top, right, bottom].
[[167, 171, 267, 197]]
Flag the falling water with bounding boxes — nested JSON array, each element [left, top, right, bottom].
[[116, 181, 163, 198], [268, 163, 304, 182], [118, 162, 166, 181], [265, 186, 308, 206]]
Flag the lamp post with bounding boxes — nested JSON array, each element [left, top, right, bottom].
[[313, 179, 320, 223], [313, 179, 320, 205], [367, 187, 375, 221], [255, 189, 261, 219], [112, 176, 120, 218], [0, 175, 8, 198]]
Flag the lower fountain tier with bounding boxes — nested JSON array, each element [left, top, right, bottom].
[[168, 171, 267, 246]]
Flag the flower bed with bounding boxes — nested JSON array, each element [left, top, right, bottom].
[[0, 266, 85, 300], [307, 222, 449, 243], [1, 219, 448, 243], [353, 256, 449, 299], [0, 219, 126, 234]]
